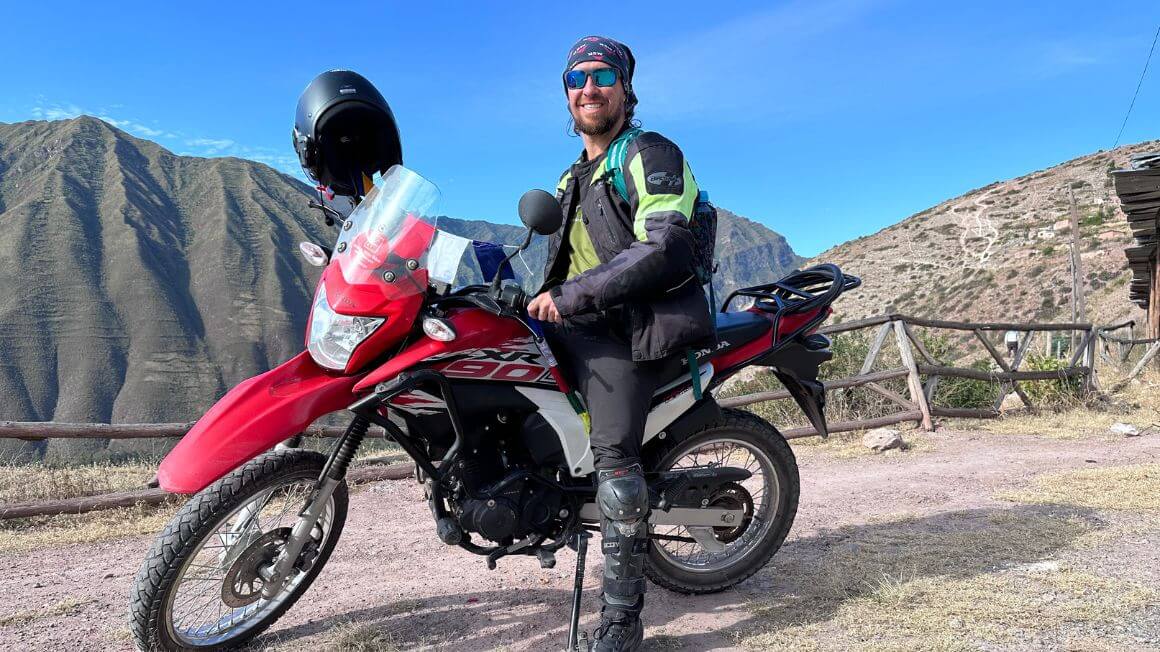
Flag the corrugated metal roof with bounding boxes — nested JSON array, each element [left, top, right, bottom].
[[1112, 154, 1160, 311]]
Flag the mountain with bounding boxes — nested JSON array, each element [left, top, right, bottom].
[[0, 117, 803, 461], [809, 143, 1155, 330]]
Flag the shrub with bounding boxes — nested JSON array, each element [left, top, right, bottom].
[[1018, 353, 1083, 408], [934, 360, 997, 409]]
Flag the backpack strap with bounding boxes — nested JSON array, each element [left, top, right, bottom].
[[686, 349, 703, 400], [601, 127, 643, 202]]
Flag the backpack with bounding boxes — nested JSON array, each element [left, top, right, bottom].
[[604, 129, 720, 400], [602, 129, 718, 290]]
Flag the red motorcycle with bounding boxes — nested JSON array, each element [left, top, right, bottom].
[[128, 165, 858, 650]]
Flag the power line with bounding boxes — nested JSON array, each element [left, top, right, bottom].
[[1113, 24, 1160, 149]]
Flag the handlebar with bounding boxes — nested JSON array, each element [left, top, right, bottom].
[[429, 281, 531, 319], [496, 281, 530, 314]]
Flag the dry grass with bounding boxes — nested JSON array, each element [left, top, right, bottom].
[[0, 503, 177, 555], [309, 621, 402, 652], [0, 460, 158, 504], [1000, 463, 1160, 512], [951, 368, 1160, 440], [0, 596, 91, 627], [261, 599, 425, 651], [736, 508, 1155, 650]]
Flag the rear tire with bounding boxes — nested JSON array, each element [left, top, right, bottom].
[[129, 450, 347, 651], [644, 408, 799, 594]]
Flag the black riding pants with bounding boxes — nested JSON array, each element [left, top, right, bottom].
[[546, 314, 666, 470]]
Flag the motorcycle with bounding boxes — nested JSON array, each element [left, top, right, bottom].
[[128, 164, 859, 651]]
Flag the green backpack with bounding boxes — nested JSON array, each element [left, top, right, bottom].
[[601, 129, 718, 289], [601, 129, 719, 400]]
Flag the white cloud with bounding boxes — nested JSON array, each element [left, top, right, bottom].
[[24, 98, 305, 179], [185, 137, 236, 154], [98, 115, 165, 137], [30, 103, 85, 120]]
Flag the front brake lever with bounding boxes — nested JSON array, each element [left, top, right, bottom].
[[308, 200, 346, 227]]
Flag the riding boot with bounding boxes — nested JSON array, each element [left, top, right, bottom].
[[590, 465, 649, 652]]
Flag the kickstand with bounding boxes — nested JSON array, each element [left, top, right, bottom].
[[567, 530, 590, 652]]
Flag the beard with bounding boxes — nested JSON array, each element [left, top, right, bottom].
[[572, 106, 621, 136]]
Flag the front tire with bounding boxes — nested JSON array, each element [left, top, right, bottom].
[[645, 408, 799, 594], [130, 450, 348, 651]]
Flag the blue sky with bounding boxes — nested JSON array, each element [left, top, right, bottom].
[[3, 1, 1159, 256]]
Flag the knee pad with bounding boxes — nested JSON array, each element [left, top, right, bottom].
[[596, 464, 649, 523]]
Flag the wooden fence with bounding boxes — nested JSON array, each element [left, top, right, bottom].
[[721, 314, 1097, 439], [0, 314, 1115, 519], [1097, 320, 1160, 388]]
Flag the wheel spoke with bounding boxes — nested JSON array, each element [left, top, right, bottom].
[[652, 434, 783, 574], [161, 472, 338, 647]]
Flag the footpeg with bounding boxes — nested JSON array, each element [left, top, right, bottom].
[[537, 549, 557, 569]]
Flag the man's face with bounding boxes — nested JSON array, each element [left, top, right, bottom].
[[567, 61, 626, 137]]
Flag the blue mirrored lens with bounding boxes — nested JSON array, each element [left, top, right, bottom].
[[564, 71, 588, 89], [591, 68, 618, 87]]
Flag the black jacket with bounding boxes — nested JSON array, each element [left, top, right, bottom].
[[543, 130, 715, 361]]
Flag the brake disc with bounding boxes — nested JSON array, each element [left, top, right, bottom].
[[220, 527, 292, 608]]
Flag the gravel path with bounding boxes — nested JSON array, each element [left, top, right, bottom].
[[2, 428, 1158, 651]]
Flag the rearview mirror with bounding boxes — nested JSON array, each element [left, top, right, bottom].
[[517, 190, 563, 236]]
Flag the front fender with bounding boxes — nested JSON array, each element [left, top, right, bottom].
[[158, 351, 362, 494]]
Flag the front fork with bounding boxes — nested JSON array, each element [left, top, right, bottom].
[[258, 416, 371, 598]]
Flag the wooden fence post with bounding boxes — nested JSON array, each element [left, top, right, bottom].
[[1125, 341, 1160, 384], [893, 320, 933, 431], [1085, 326, 1099, 391]]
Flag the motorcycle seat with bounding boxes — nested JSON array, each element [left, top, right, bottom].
[[651, 311, 772, 396], [712, 311, 773, 350]]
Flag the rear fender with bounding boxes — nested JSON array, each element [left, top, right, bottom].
[[758, 337, 832, 437], [157, 351, 362, 494]]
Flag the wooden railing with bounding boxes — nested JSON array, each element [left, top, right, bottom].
[[1097, 320, 1160, 388], [720, 314, 1097, 438], [0, 314, 1113, 519]]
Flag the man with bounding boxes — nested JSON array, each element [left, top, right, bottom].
[[526, 35, 714, 651]]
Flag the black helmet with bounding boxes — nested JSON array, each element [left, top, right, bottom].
[[292, 70, 403, 197]]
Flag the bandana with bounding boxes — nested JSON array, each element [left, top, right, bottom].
[[564, 35, 635, 92]]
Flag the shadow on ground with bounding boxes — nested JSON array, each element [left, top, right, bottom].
[[255, 503, 1099, 651]]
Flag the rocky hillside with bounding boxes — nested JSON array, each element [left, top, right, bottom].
[[0, 117, 334, 462], [809, 142, 1156, 328], [0, 117, 802, 461]]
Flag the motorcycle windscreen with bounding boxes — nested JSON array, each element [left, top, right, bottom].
[[321, 164, 545, 315]]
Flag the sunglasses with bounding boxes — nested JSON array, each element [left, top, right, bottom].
[[564, 68, 619, 90]]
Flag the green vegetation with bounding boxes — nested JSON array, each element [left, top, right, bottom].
[[1080, 205, 1109, 228], [1019, 353, 1084, 408]]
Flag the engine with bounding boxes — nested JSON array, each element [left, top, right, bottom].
[[449, 457, 566, 543]]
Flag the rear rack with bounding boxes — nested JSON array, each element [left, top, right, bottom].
[[720, 264, 862, 344]]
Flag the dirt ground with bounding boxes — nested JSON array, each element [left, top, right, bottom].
[[2, 424, 1160, 651]]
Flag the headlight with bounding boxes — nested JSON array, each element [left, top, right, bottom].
[[307, 284, 384, 370]]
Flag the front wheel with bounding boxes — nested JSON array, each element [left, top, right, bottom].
[[130, 450, 348, 651], [645, 408, 799, 594]]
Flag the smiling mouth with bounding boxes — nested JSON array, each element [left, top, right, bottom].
[[580, 102, 605, 112]]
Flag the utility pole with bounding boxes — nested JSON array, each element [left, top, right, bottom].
[[1068, 186, 1086, 354]]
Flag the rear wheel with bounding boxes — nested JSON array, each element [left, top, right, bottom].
[[130, 450, 347, 651], [645, 408, 799, 594]]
